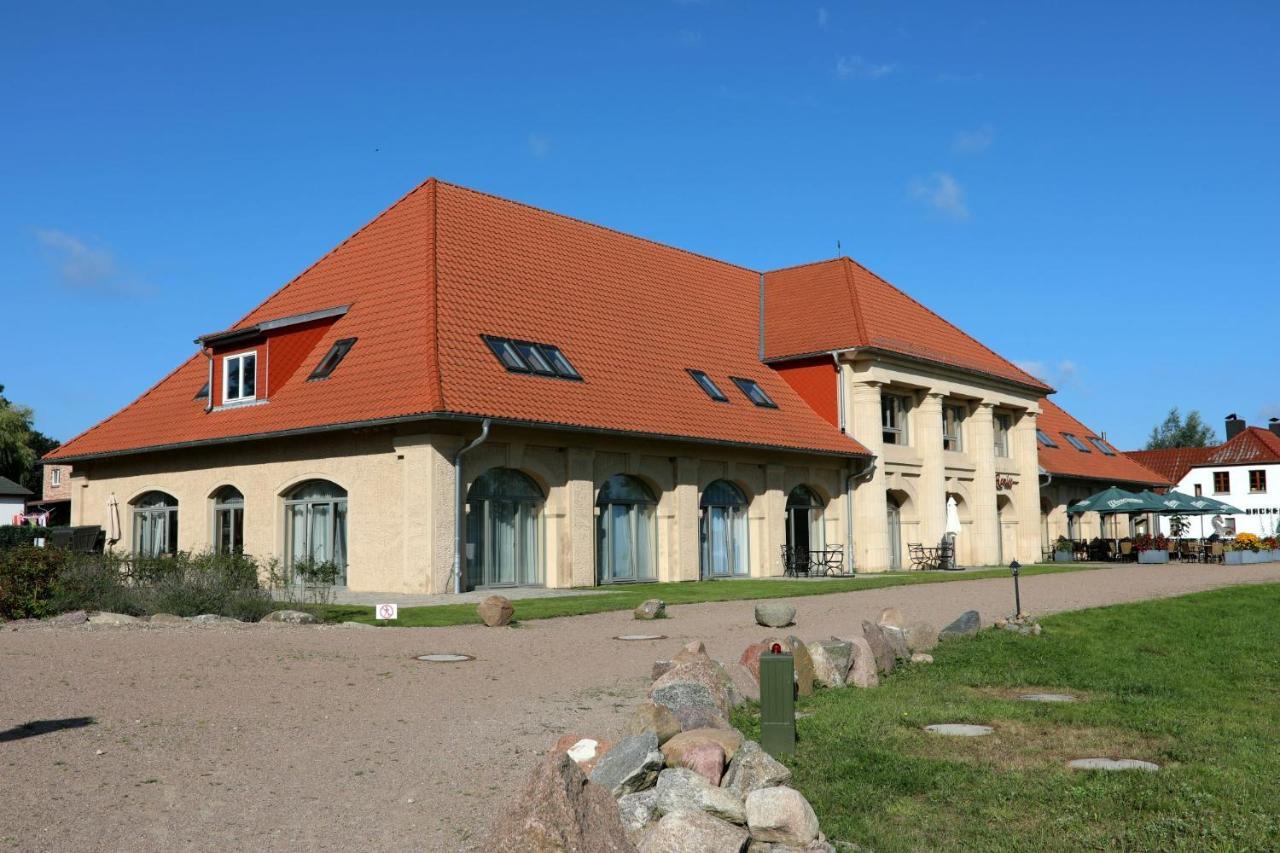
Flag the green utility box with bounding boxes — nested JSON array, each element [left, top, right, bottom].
[[759, 648, 796, 756]]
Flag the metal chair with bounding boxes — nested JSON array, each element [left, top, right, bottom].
[[908, 543, 931, 571], [780, 545, 810, 577]]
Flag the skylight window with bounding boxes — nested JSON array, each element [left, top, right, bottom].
[[1088, 436, 1116, 456], [688, 370, 729, 402], [1062, 433, 1091, 453], [482, 335, 582, 381], [195, 382, 209, 401], [731, 377, 778, 409], [1036, 429, 1057, 448], [308, 338, 357, 381]]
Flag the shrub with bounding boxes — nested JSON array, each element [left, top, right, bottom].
[[0, 546, 66, 619], [0, 525, 51, 550]]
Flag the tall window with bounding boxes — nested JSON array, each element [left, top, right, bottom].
[[285, 480, 348, 584], [51, 467, 62, 487], [1194, 484, 1203, 497], [701, 480, 749, 578], [223, 351, 257, 404], [993, 412, 1012, 457], [1213, 471, 1230, 494], [213, 486, 244, 555], [942, 404, 965, 452], [1249, 470, 1267, 493], [596, 475, 658, 584], [882, 393, 910, 446], [466, 468, 543, 588], [132, 491, 178, 556], [786, 486, 825, 555]]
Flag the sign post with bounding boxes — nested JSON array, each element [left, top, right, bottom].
[[759, 643, 796, 757]]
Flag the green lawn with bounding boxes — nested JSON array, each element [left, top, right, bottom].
[[733, 584, 1280, 852], [322, 562, 1096, 627]]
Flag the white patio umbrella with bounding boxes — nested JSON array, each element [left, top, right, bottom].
[[107, 493, 121, 544], [945, 495, 962, 568]]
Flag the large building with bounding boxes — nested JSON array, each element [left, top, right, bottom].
[[45, 179, 1164, 592]]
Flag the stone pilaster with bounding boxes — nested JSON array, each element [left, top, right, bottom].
[[566, 447, 596, 587], [970, 403, 1001, 566], [915, 392, 948, 549], [848, 380, 891, 571], [1012, 410, 1042, 562], [761, 463, 786, 577], [672, 456, 701, 582]]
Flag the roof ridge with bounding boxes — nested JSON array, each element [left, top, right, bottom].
[[428, 179, 445, 411], [433, 179, 760, 275], [839, 257, 870, 345], [764, 257, 846, 276]]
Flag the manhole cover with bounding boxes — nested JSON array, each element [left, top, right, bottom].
[[613, 634, 668, 641], [415, 653, 474, 663], [924, 724, 993, 737], [1068, 758, 1159, 772], [1019, 692, 1078, 703]]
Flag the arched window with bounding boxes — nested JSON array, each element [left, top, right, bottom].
[[132, 491, 178, 556], [786, 485, 825, 556], [213, 486, 244, 555], [284, 480, 348, 584], [700, 480, 749, 578], [597, 475, 658, 583], [466, 468, 543, 589]]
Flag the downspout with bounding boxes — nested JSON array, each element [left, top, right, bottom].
[[201, 347, 214, 414], [845, 457, 877, 573], [452, 419, 492, 594]]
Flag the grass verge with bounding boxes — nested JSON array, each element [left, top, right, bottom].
[[733, 583, 1280, 852], [323, 562, 1100, 627]]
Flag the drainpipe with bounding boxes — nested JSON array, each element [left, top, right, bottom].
[[845, 457, 877, 572], [452, 419, 492, 594], [201, 347, 214, 414]]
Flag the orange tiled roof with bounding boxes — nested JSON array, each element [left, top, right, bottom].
[[763, 258, 1052, 392], [1123, 446, 1217, 484], [1126, 426, 1280, 481], [1037, 398, 1167, 486], [48, 180, 868, 461]]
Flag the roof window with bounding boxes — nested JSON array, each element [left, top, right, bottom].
[[731, 377, 778, 409], [687, 370, 729, 402], [482, 335, 582, 381], [1036, 429, 1057, 448], [1088, 436, 1116, 456], [308, 338, 357, 380], [1062, 433, 1091, 453], [195, 382, 209, 401]]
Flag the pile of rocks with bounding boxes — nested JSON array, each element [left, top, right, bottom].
[[993, 613, 1042, 636], [4, 608, 328, 630], [487, 638, 845, 852]]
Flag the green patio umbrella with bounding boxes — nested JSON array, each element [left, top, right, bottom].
[[1068, 487, 1164, 558], [1145, 491, 1244, 544]]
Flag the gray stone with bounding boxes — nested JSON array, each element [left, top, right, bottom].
[[483, 751, 634, 852], [721, 661, 760, 703], [744, 786, 820, 845], [618, 789, 660, 845], [877, 606, 904, 629], [785, 636, 815, 697], [1019, 693, 1077, 703], [476, 595, 514, 627], [623, 701, 682, 745], [650, 656, 741, 730], [749, 841, 836, 853], [340, 620, 377, 629], [1068, 758, 1159, 772], [939, 610, 981, 640], [661, 728, 744, 765], [860, 621, 895, 675], [192, 614, 243, 625], [652, 660, 675, 681], [844, 636, 879, 688], [147, 613, 187, 626], [924, 724, 992, 737], [722, 740, 792, 798], [910, 653, 934, 664], [805, 642, 846, 689], [639, 809, 749, 853], [903, 621, 938, 652], [88, 612, 141, 626], [650, 681, 729, 731], [260, 609, 320, 625], [755, 602, 796, 628], [879, 624, 911, 662], [591, 732, 664, 797], [654, 767, 746, 825], [635, 599, 666, 620], [49, 610, 88, 626], [819, 638, 854, 681]]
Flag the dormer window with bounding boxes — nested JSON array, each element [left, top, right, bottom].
[[223, 351, 257, 404]]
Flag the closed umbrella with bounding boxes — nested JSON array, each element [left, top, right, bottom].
[[107, 493, 121, 544], [944, 496, 962, 569]]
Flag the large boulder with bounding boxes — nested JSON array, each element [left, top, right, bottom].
[[678, 741, 726, 786], [722, 740, 792, 798], [192, 614, 243, 626], [672, 640, 709, 665], [639, 809, 749, 853], [807, 639, 853, 688], [623, 702, 682, 745], [260, 609, 320, 625], [721, 661, 760, 703], [903, 621, 937, 652], [476, 595, 515, 627], [740, 639, 782, 682], [88, 612, 141, 626], [877, 607, 905, 629], [879, 624, 911, 662], [49, 610, 88, 626], [844, 636, 879, 688], [755, 602, 796, 628], [653, 767, 746, 825], [147, 613, 187, 626], [860, 621, 895, 675], [745, 786, 820, 846], [785, 636, 815, 697], [553, 734, 614, 775], [939, 610, 981, 640], [661, 728, 744, 766], [591, 732, 664, 797], [749, 841, 836, 853], [652, 660, 675, 681], [618, 789, 659, 845], [635, 599, 667, 620], [484, 751, 634, 853], [649, 681, 730, 731], [650, 655, 742, 730]]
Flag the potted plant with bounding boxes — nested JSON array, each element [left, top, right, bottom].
[[1227, 533, 1261, 564], [1135, 533, 1169, 564], [1052, 535, 1073, 562], [1262, 535, 1279, 562]]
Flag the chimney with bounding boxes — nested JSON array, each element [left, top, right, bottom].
[[1270, 417, 1280, 439], [1225, 413, 1246, 440]]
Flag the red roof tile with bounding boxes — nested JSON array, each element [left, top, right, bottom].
[[763, 258, 1051, 391], [1123, 446, 1217, 484], [49, 180, 867, 461], [1037, 398, 1167, 486], [1123, 427, 1280, 482]]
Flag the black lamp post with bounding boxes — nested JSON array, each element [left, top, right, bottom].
[[1009, 560, 1022, 617]]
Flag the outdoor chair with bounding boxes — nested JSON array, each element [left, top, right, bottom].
[[780, 545, 810, 577], [1209, 542, 1224, 564], [1120, 541, 1134, 562], [908, 543, 931, 571]]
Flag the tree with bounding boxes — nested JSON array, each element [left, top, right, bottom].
[[1144, 407, 1218, 450], [0, 385, 60, 493]]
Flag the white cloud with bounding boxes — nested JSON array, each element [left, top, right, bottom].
[[953, 124, 995, 154], [835, 55, 896, 80], [34, 229, 150, 296], [1014, 359, 1082, 389], [527, 133, 551, 159], [907, 172, 969, 221], [817, 7, 829, 28]]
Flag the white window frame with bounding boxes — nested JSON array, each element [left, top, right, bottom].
[[222, 350, 258, 405], [51, 467, 62, 487]]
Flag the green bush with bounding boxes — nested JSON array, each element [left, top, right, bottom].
[[0, 525, 51, 550], [0, 546, 66, 618]]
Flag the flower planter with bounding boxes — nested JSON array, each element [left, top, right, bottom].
[[1271, 549, 1280, 562], [1243, 550, 1263, 564], [1053, 550, 1073, 563], [1137, 550, 1169, 564], [1224, 551, 1245, 565]]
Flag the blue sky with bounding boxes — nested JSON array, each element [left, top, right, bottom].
[[3, 1, 1277, 450]]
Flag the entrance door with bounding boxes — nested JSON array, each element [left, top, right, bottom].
[[887, 497, 902, 570]]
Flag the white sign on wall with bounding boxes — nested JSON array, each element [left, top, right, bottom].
[[375, 603, 399, 621]]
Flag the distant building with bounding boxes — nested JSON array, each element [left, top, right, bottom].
[[24, 462, 72, 526], [1126, 415, 1280, 537], [1, 476, 34, 524]]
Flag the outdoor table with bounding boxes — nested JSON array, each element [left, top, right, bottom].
[[809, 548, 847, 576]]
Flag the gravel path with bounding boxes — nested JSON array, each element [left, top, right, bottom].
[[4, 561, 1278, 852]]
